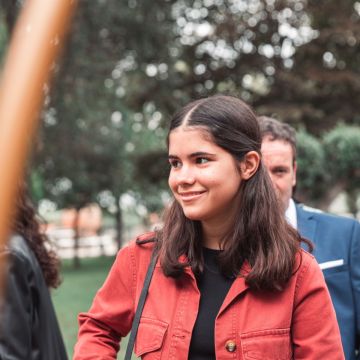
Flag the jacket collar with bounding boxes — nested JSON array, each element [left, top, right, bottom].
[[158, 253, 251, 311], [296, 203, 317, 246]]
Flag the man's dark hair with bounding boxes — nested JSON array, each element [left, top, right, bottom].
[[258, 116, 297, 161]]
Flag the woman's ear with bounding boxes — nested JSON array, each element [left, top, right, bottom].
[[239, 151, 260, 180]]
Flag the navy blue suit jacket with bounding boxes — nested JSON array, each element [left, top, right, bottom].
[[297, 204, 360, 360]]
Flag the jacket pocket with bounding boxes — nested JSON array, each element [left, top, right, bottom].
[[241, 328, 292, 360], [134, 317, 168, 358]]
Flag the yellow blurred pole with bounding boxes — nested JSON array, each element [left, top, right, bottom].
[[0, 0, 77, 293]]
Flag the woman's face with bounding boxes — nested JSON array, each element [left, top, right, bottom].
[[168, 126, 243, 227]]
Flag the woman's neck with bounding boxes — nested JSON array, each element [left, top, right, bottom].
[[201, 217, 234, 249]]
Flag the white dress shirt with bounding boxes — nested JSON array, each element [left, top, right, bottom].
[[285, 198, 297, 229]]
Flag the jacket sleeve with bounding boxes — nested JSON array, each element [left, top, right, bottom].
[[73, 244, 137, 360], [0, 250, 34, 359], [350, 220, 360, 359], [292, 254, 345, 359]]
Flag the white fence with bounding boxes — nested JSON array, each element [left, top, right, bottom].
[[47, 228, 118, 259]]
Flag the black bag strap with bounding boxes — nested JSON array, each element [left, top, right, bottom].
[[124, 250, 157, 360]]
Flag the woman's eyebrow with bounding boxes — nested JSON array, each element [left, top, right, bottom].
[[168, 151, 216, 160], [189, 151, 216, 158], [168, 154, 179, 160]]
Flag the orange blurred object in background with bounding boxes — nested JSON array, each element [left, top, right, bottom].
[[0, 0, 77, 296]]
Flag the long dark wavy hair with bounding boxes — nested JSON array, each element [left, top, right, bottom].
[[13, 184, 61, 289], [157, 95, 311, 291]]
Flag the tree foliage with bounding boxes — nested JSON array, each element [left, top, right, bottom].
[[0, 0, 359, 220], [323, 125, 360, 193], [295, 129, 327, 205]]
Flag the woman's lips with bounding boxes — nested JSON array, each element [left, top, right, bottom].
[[178, 190, 206, 201]]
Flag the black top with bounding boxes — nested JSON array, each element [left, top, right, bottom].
[[0, 235, 68, 360], [188, 248, 235, 360]]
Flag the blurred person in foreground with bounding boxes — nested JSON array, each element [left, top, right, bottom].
[[259, 116, 360, 360], [0, 184, 68, 359]]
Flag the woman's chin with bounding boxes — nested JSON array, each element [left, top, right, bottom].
[[183, 211, 203, 221]]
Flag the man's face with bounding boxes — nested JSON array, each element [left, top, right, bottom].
[[261, 137, 297, 212]]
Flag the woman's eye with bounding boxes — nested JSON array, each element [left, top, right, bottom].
[[169, 160, 181, 168], [196, 157, 209, 165]]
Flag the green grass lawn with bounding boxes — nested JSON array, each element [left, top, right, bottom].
[[52, 256, 136, 359]]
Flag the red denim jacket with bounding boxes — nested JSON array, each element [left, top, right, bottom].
[[74, 236, 344, 359]]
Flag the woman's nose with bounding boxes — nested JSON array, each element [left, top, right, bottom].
[[176, 165, 196, 185]]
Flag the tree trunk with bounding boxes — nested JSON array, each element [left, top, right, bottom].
[[73, 207, 81, 268], [346, 190, 359, 219], [115, 204, 123, 250]]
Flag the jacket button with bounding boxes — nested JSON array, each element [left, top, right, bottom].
[[225, 340, 237, 352]]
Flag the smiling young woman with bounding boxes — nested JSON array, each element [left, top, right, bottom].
[[74, 95, 344, 360], [159, 96, 302, 284], [167, 126, 259, 247]]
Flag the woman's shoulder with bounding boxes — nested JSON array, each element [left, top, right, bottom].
[[117, 231, 157, 267], [108, 232, 159, 282], [1, 235, 33, 264], [295, 248, 317, 271], [135, 231, 158, 246], [294, 248, 324, 287], [0, 236, 37, 288], [297, 248, 315, 263], [124, 231, 157, 250]]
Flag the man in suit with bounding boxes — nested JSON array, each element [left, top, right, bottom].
[[258, 116, 360, 360]]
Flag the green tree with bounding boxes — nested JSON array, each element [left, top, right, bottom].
[[2, 0, 359, 224], [30, 0, 170, 265], [295, 129, 328, 207], [260, 1, 360, 133], [323, 124, 360, 215]]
